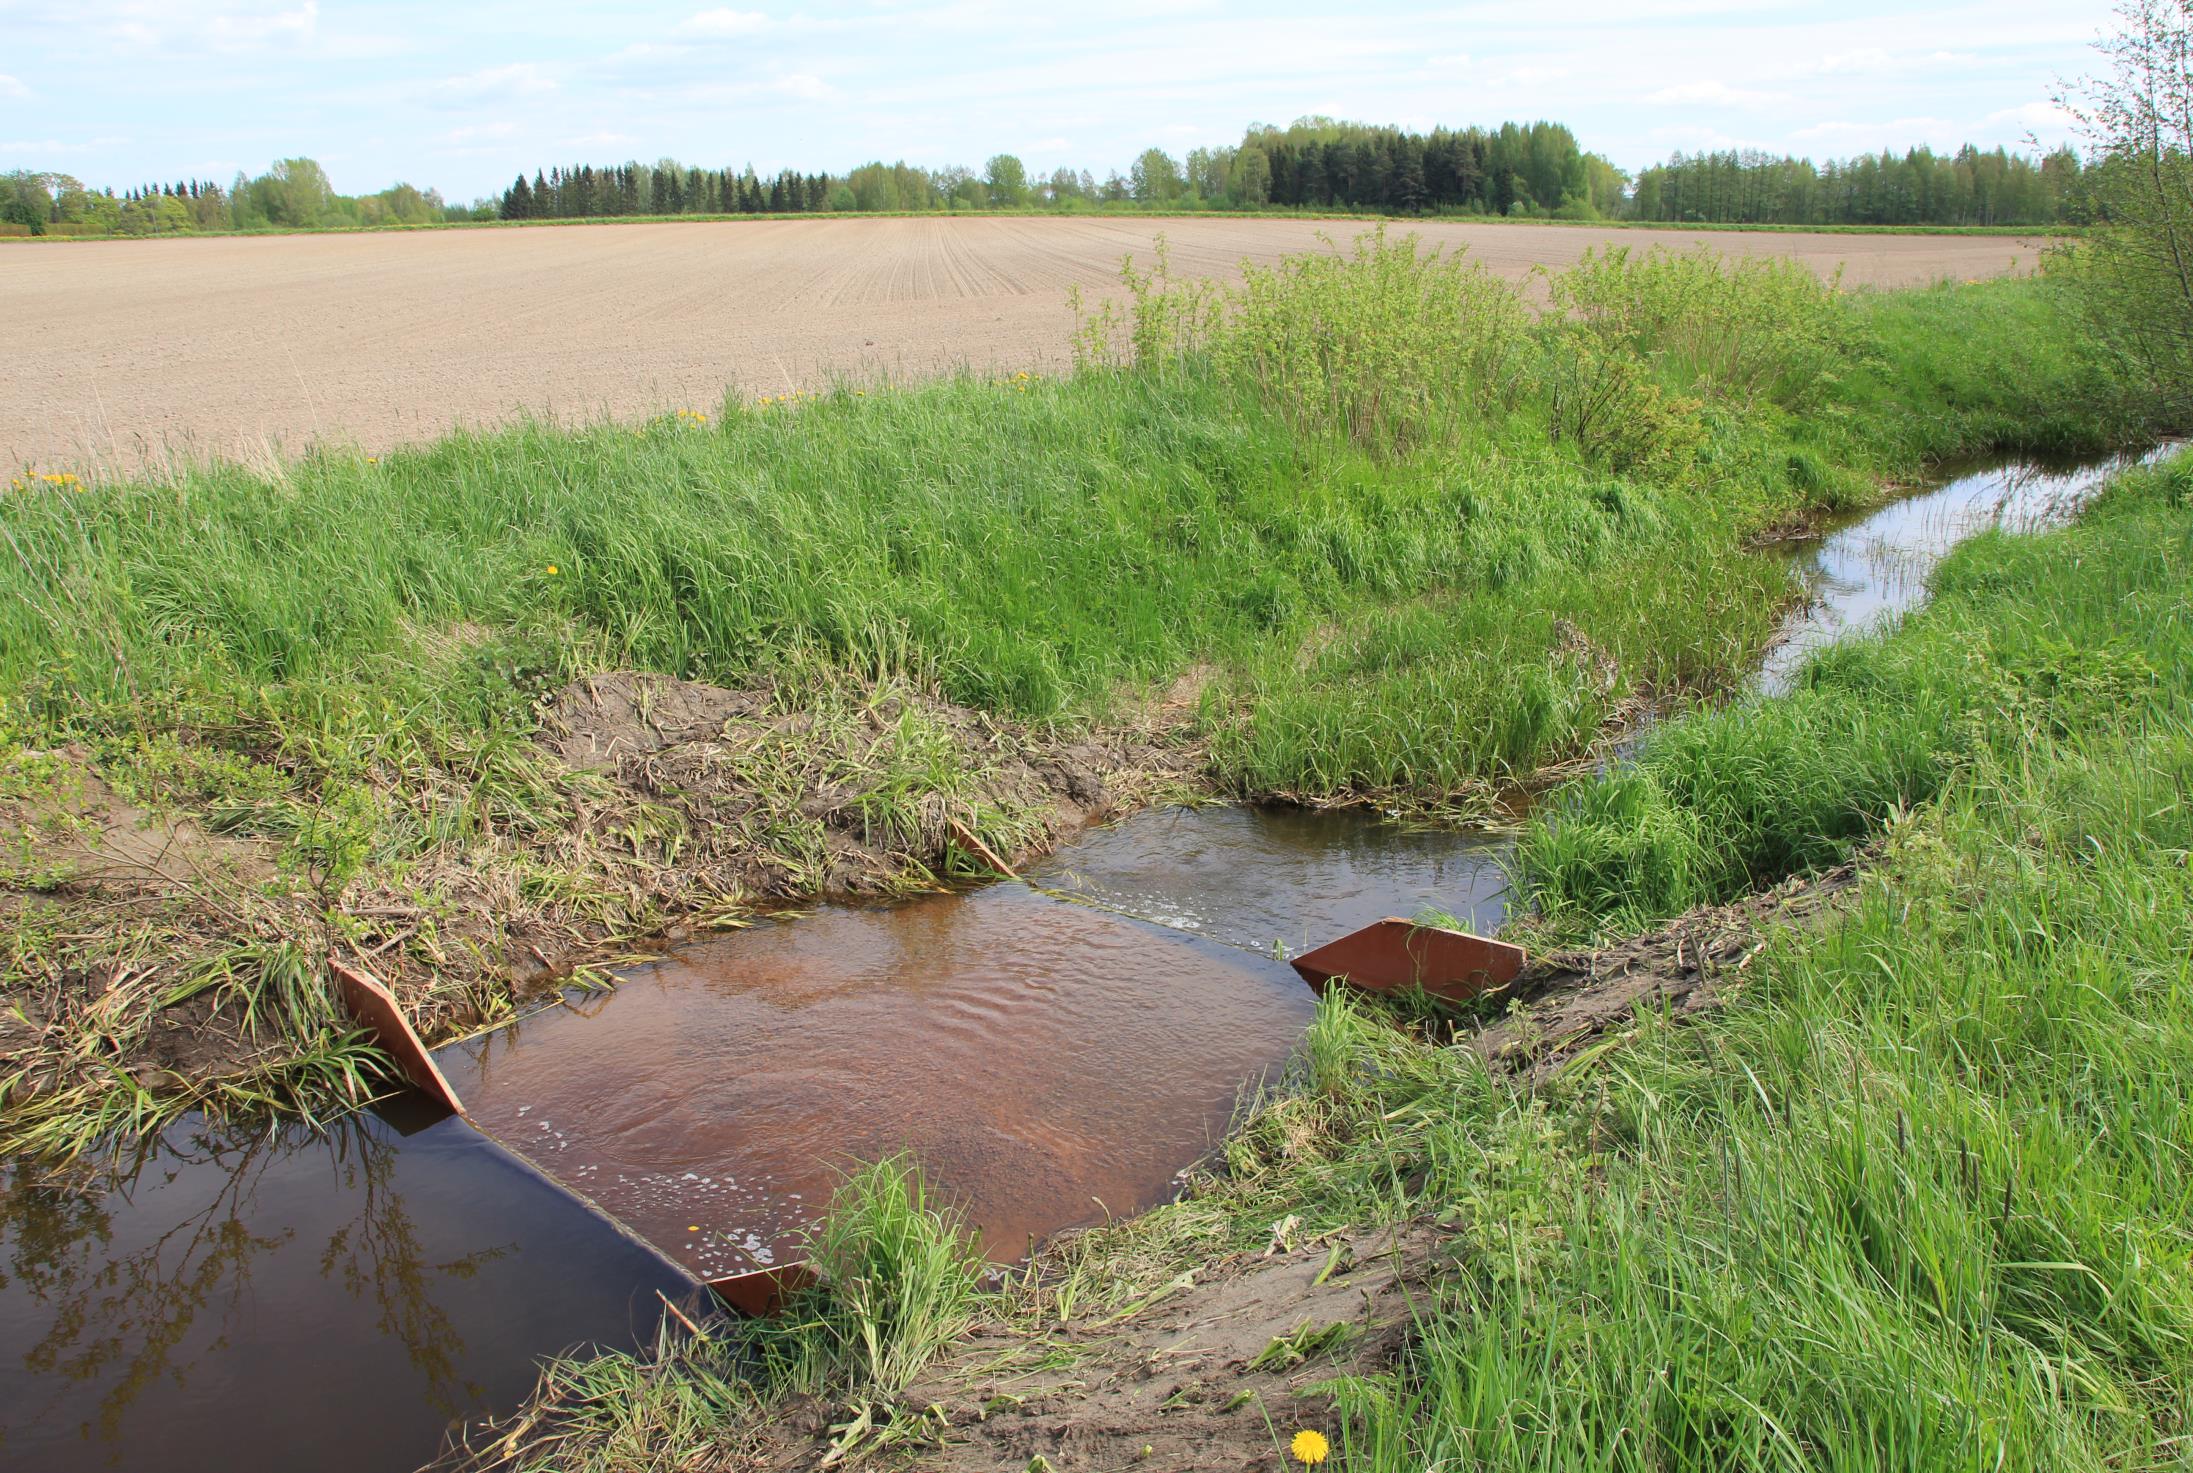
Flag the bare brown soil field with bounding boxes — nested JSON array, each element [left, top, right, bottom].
[[3, 216, 2046, 474]]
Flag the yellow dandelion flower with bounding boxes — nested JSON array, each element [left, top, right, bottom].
[[545, 564, 559, 576], [1290, 1429, 1330, 1466]]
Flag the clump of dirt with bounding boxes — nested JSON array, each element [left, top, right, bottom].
[[792, 1224, 1436, 1473], [536, 671, 1189, 899], [0, 759, 300, 1101], [1467, 860, 1862, 1082]]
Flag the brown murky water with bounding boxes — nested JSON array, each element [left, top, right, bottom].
[[440, 883, 1313, 1279], [1026, 804, 1514, 954], [0, 1108, 698, 1472]]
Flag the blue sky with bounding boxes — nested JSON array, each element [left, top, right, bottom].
[[0, 0, 2112, 202]]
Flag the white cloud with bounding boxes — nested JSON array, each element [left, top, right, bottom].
[[441, 121, 518, 144], [0, 73, 29, 99], [1790, 115, 1959, 145], [1484, 65, 1570, 89], [680, 8, 770, 37], [1983, 100, 2075, 132], [425, 63, 557, 106], [1647, 80, 1783, 108], [86, 1, 319, 52], [0, 135, 129, 154], [1646, 124, 1772, 152], [608, 42, 695, 64], [773, 72, 837, 101], [205, 0, 316, 49], [1816, 47, 1982, 77]]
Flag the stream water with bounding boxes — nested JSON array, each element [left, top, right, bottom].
[[0, 449, 2155, 1472]]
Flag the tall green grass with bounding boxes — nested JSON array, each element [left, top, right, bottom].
[[1520, 453, 2193, 937], [0, 252, 2152, 813], [1324, 460, 2193, 1469], [483, 1156, 983, 1472], [0, 239, 2170, 1146]]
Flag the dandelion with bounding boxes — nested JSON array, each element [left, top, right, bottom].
[[1290, 1430, 1330, 1466], [545, 564, 559, 576]]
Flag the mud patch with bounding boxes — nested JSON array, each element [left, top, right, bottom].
[[0, 757, 297, 1097], [858, 1224, 1435, 1472], [537, 671, 1187, 899], [1468, 860, 1862, 1082]]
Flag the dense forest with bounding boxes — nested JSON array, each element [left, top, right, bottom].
[[493, 119, 1627, 220], [1630, 145, 2088, 226], [3, 122, 2090, 237]]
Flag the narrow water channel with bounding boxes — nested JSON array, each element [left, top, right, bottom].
[[0, 449, 2154, 1471]]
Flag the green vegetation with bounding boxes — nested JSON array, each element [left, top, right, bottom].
[[1631, 143, 2086, 227], [494, 437, 2193, 1473], [480, 1157, 983, 1470], [1340, 452, 2193, 1470], [0, 232, 2162, 1154], [0, 158, 468, 238], [2, 116, 2088, 238], [2042, 0, 2193, 418], [501, 118, 1625, 221]]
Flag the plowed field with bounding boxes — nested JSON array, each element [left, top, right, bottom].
[[3, 216, 2046, 472]]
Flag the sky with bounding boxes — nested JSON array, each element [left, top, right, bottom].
[[0, 0, 2116, 202]]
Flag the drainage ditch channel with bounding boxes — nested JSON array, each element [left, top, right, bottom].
[[0, 452, 2150, 1473]]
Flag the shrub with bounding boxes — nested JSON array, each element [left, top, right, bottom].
[[1071, 227, 1532, 457], [1211, 227, 1532, 455], [1548, 245, 1856, 411]]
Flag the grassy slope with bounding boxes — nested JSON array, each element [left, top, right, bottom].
[[1348, 454, 2193, 1469], [0, 263, 2154, 1153], [496, 454, 2193, 1472]]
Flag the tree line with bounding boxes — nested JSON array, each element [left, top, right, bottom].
[[493, 120, 1630, 222], [501, 163, 837, 219], [1630, 145, 2088, 227], [4, 123, 2092, 238], [0, 158, 472, 236]]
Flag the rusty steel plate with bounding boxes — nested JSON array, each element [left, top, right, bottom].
[[331, 959, 468, 1117], [1289, 917, 1526, 1004], [707, 1263, 819, 1318]]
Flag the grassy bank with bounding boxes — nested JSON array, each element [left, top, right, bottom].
[[1350, 451, 2193, 1469], [499, 445, 2193, 1471], [0, 238, 2162, 1155]]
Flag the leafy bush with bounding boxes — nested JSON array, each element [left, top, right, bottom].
[[1548, 245, 1856, 411], [1074, 227, 1532, 457], [1066, 234, 1221, 373], [1541, 331, 1709, 474], [1212, 227, 1531, 455]]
